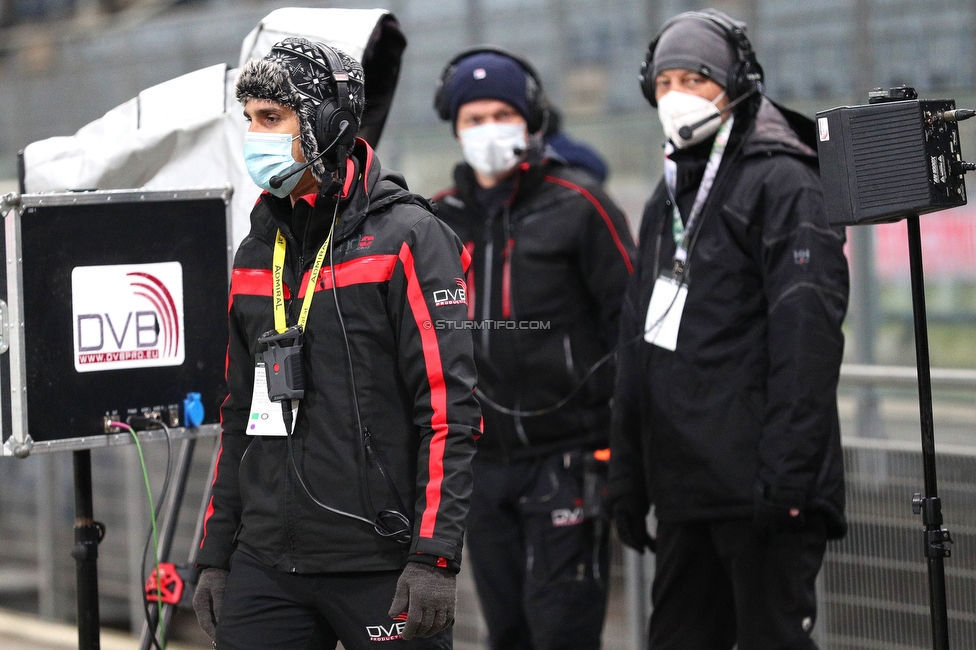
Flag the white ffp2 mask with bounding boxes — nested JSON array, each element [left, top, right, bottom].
[[657, 90, 727, 149], [459, 122, 527, 178]]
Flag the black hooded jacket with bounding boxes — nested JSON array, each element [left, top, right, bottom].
[[609, 99, 850, 538], [197, 140, 481, 573], [433, 154, 636, 460]]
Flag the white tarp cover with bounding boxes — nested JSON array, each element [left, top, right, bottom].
[[23, 7, 405, 248]]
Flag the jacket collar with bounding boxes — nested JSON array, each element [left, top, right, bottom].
[[451, 147, 557, 211], [739, 97, 818, 162], [258, 138, 425, 248]]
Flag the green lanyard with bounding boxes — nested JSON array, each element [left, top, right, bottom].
[[271, 228, 333, 334], [668, 116, 734, 265]]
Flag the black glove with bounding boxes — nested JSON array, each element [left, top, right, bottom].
[[388, 561, 456, 640], [612, 498, 656, 553], [753, 483, 806, 534], [192, 566, 228, 643]]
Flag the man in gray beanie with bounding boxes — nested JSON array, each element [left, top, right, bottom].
[[608, 9, 849, 649], [192, 36, 481, 649]]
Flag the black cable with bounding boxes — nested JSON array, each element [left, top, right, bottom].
[[476, 254, 689, 418], [281, 184, 411, 543], [326, 190, 411, 543], [478, 121, 749, 420], [126, 417, 172, 650]]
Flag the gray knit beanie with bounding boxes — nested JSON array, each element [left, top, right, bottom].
[[236, 38, 365, 181], [651, 10, 741, 89]]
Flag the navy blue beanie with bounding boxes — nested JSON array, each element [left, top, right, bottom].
[[446, 52, 531, 125]]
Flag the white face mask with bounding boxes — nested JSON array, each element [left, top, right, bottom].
[[657, 90, 727, 149], [458, 122, 527, 178]]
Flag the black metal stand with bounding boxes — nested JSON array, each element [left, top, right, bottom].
[[905, 215, 954, 650], [71, 450, 104, 650]]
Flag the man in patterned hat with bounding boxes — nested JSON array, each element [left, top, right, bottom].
[[191, 37, 481, 649]]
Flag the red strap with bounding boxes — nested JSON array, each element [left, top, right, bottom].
[[543, 175, 634, 274]]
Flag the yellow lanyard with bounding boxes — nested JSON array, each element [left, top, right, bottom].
[[271, 228, 333, 334]]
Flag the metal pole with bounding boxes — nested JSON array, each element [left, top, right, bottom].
[[906, 215, 952, 650], [464, 0, 484, 46], [623, 547, 647, 648], [72, 449, 102, 650]]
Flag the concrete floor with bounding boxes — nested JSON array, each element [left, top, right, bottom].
[[0, 608, 202, 650]]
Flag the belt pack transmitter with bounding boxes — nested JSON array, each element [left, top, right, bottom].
[[0, 188, 232, 455]]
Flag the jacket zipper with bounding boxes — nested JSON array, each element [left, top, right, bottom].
[[563, 334, 575, 377], [481, 231, 493, 353]]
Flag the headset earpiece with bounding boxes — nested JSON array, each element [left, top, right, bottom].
[[639, 10, 764, 108], [314, 44, 361, 165], [434, 45, 549, 134], [639, 38, 661, 106]]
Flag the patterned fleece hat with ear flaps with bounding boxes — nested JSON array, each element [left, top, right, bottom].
[[235, 37, 366, 181]]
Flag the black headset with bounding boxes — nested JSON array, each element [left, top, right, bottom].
[[434, 45, 549, 134], [314, 43, 361, 161], [639, 9, 764, 107]]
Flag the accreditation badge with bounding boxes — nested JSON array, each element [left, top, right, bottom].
[[644, 275, 688, 351], [247, 362, 299, 436]]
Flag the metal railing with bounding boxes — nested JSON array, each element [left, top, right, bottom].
[[607, 365, 976, 650], [1, 363, 975, 648]]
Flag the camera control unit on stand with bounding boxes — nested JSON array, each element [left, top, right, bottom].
[[817, 86, 976, 650]]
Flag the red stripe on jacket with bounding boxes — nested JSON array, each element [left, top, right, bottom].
[[200, 426, 227, 550], [229, 268, 284, 300], [463, 242, 475, 321], [431, 187, 458, 202], [543, 175, 635, 274], [397, 242, 450, 538], [229, 255, 398, 302], [299, 255, 398, 296]]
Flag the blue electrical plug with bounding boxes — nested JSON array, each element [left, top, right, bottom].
[[183, 392, 205, 428]]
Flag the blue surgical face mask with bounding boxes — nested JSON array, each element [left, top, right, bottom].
[[243, 132, 302, 198]]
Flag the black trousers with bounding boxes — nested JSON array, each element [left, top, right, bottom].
[[647, 516, 828, 650], [215, 548, 452, 650], [466, 451, 610, 650]]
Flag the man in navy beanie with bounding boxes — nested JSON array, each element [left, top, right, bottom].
[[431, 47, 636, 650]]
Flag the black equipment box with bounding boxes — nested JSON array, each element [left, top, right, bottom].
[[0, 188, 232, 455], [816, 98, 967, 225]]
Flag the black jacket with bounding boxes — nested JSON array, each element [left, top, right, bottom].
[[197, 140, 481, 573], [609, 99, 850, 538], [433, 154, 635, 460]]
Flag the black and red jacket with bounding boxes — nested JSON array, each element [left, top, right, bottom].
[[197, 139, 480, 574], [432, 154, 635, 460]]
